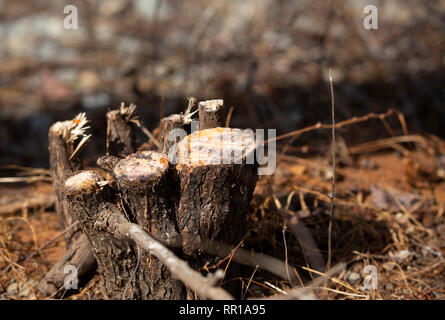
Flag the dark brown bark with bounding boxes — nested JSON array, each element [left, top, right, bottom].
[[64, 170, 147, 299], [63, 165, 236, 300], [48, 121, 83, 244], [198, 99, 228, 130], [175, 128, 258, 255], [38, 120, 96, 297], [45, 105, 261, 300], [106, 109, 137, 157], [159, 114, 185, 154], [111, 151, 186, 299], [111, 222, 233, 300]]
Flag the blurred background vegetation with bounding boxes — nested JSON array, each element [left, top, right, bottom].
[[0, 0, 443, 166]]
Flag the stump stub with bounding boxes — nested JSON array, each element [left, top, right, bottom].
[[113, 151, 169, 187], [175, 128, 258, 255], [112, 151, 186, 299], [198, 99, 228, 130], [106, 108, 137, 157]]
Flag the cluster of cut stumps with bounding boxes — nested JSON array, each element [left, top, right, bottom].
[[36, 99, 277, 300]]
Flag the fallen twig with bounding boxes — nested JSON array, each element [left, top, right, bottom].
[[116, 222, 234, 300], [267, 108, 406, 144], [0, 193, 55, 215], [256, 262, 346, 300]]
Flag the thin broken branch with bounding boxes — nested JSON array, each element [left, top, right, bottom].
[[116, 222, 234, 300]]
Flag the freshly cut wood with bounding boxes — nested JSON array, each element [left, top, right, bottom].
[[112, 151, 186, 299], [198, 99, 228, 130], [175, 128, 258, 255], [112, 152, 178, 241]]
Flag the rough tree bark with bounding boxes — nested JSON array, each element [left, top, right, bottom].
[[198, 99, 228, 130], [64, 182, 233, 300], [39, 106, 138, 297], [159, 114, 185, 154], [110, 151, 186, 299], [106, 105, 137, 157], [44, 100, 260, 300], [47, 120, 83, 245], [38, 117, 96, 297], [64, 171, 146, 299], [175, 128, 258, 255], [112, 222, 233, 300], [159, 97, 196, 154]]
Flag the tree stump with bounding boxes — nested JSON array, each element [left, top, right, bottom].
[[64, 171, 145, 299], [106, 107, 137, 157], [175, 128, 258, 255], [38, 116, 96, 297], [45, 100, 260, 300], [159, 114, 186, 154], [39, 106, 138, 297], [48, 120, 83, 245], [159, 97, 197, 154], [198, 99, 228, 130], [111, 151, 186, 299]]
